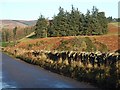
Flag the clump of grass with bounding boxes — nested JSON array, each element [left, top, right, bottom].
[[56, 37, 97, 52], [0, 42, 15, 47], [84, 37, 96, 52], [94, 41, 108, 52]]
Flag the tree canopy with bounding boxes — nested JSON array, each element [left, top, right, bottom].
[[35, 6, 108, 38]]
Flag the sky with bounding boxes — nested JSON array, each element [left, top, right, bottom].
[[0, 0, 119, 20]]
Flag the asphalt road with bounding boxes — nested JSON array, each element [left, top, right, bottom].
[[1, 52, 98, 89]]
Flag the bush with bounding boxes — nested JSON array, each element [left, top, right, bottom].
[[84, 37, 96, 52], [57, 37, 97, 52]]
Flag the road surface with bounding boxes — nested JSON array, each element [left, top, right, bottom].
[[1, 52, 98, 89]]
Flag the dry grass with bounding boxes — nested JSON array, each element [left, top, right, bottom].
[[15, 24, 119, 52]]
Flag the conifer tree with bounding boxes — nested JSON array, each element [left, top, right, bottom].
[[97, 12, 108, 34], [50, 7, 68, 36], [35, 15, 48, 38]]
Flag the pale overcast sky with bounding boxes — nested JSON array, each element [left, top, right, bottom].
[[0, 0, 119, 20]]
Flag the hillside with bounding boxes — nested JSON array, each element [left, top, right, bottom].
[[15, 23, 119, 52], [17, 20, 37, 26], [0, 20, 37, 30]]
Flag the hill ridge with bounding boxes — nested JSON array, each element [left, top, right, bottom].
[[0, 20, 37, 29]]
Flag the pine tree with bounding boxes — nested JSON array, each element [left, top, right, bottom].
[[50, 7, 68, 36], [91, 6, 101, 35], [35, 15, 48, 38], [85, 9, 92, 35], [68, 5, 81, 36], [97, 12, 108, 34], [79, 14, 85, 35]]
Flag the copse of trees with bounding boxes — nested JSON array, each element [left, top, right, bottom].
[[1, 26, 35, 42], [35, 6, 108, 38], [2, 28, 11, 42], [107, 16, 120, 22]]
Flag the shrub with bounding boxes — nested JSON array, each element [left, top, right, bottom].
[[84, 37, 96, 52]]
